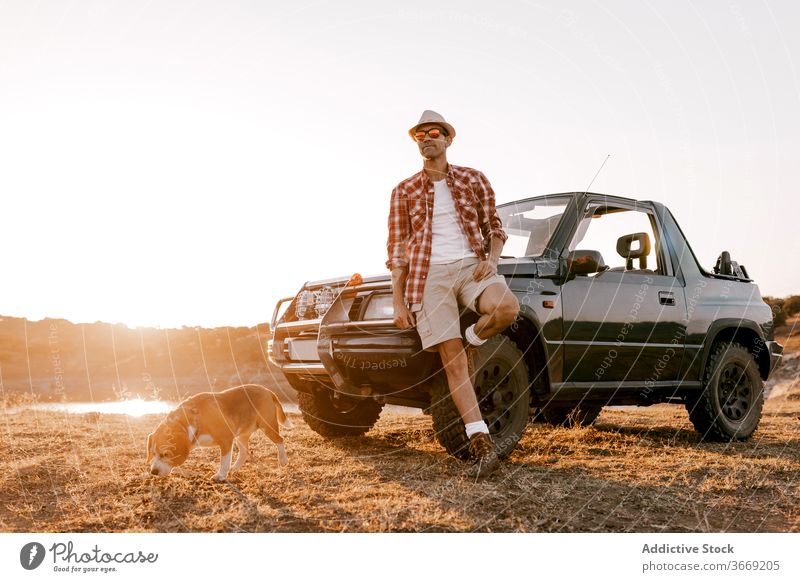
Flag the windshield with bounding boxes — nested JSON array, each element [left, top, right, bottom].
[[497, 197, 569, 257]]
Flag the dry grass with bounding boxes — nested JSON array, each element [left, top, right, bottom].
[[1, 388, 798, 532]]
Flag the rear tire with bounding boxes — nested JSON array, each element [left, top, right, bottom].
[[429, 335, 530, 460], [686, 341, 763, 441], [298, 390, 383, 437]]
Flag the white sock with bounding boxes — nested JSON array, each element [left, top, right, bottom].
[[465, 420, 490, 439], [465, 324, 487, 347]]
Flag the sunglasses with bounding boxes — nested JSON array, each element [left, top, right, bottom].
[[413, 128, 447, 141]]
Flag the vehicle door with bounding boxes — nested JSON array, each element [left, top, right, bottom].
[[560, 199, 687, 386]]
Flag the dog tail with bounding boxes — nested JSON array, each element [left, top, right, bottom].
[[273, 392, 293, 428]]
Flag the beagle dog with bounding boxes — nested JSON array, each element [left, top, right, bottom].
[[147, 384, 291, 481]]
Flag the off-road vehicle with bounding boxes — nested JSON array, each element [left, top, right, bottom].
[[268, 193, 783, 459]]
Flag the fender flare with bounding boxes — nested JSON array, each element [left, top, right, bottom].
[[503, 303, 554, 401], [699, 318, 769, 380]]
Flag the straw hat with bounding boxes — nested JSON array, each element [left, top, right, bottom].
[[408, 110, 456, 140]]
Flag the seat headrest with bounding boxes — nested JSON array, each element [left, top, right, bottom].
[[616, 232, 651, 270]]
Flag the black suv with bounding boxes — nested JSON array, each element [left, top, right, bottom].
[[268, 193, 783, 459]]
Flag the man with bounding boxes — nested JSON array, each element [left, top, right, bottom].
[[386, 110, 520, 478]]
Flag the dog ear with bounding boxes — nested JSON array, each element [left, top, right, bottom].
[[146, 433, 154, 464]]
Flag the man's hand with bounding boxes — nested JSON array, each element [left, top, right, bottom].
[[393, 300, 415, 329], [473, 258, 498, 281]]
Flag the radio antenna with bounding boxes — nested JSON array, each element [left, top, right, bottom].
[[584, 154, 611, 193]]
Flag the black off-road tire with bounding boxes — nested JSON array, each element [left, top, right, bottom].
[[541, 403, 603, 428], [428, 335, 530, 460], [298, 390, 383, 437], [685, 341, 764, 441]]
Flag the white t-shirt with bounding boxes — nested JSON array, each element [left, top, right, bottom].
[[430, 179, 477, 264]]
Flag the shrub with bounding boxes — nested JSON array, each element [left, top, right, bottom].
[[762, 296, 786, 327], [782, 295, 800, 318]]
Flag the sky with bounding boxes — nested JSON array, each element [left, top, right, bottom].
[[1, 0, 798, 328]]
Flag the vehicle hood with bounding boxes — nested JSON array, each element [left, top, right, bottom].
[[304, 272, 391, 289]]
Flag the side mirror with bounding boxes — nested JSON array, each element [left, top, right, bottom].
[[567, 250, 606, 276]]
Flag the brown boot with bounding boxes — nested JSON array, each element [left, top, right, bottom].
[[466, 432, 501, 478]]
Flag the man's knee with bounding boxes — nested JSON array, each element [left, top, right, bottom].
[[437, 338, 469, 375], [437, 338, 464, 361], [499, 295, 520, 325]]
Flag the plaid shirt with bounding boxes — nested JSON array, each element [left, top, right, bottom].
[[385, 164, 508, 305]]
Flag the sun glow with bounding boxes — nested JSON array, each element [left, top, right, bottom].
[[72, 399, 174, 417], [12, 399, 176, 418]]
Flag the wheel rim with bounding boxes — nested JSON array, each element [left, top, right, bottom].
[[328, 392, 362, 415], [474, 359, 523, 435], [718, 362, 752, 422]]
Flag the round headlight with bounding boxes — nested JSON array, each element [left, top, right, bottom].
[[314, 286, 336, 317], [295, 290, 314, 319]]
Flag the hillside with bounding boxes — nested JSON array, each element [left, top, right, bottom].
[[0, 316, 293, 403]]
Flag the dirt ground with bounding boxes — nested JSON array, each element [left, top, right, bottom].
[[1, 319, 798, 533], [0, 402, 797, 532]]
